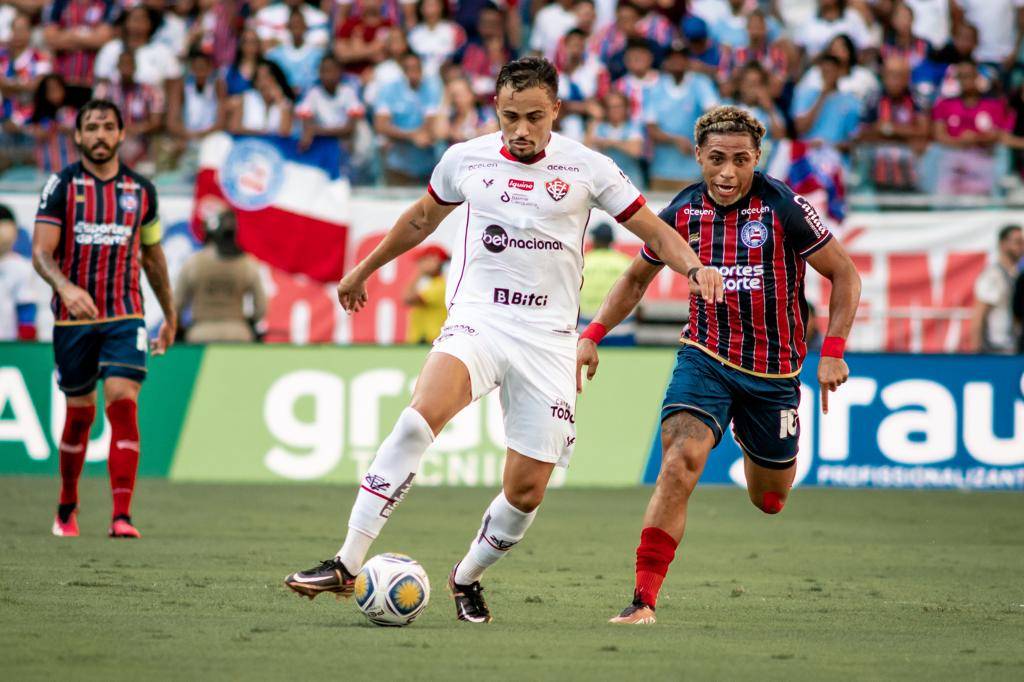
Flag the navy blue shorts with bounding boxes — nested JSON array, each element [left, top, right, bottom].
[[661, 344, 801, 469], [52, 318, 148, 396]]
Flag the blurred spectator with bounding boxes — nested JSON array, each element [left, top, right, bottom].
[[880, 1, 929, 70], [458, 4, 515, 99], [168, 49, 221, 151], [589, 1, 640, 80], [227, 58, 295, 136], [188, 0, 238, 68], [613, 38, 658, 122], [798, 34, 880, 107], [94, 5, 184, 89], [556, 27, 610, 140], [0, 2, 45, 43], [917, 21, 996, 103], [94, 50, 165, 168], [0, 11, 53, 127], [798, 0, 873, 57], [859, 55, 929, 191], [644, 46, 719, 191], [363, 27, 408, 107], [374, 51, 440, 185], [717, 10, 788, 99], [266, 7, 326, 95], [579, 222, 634, 344], [585, 91, 644, 187], [708, 0, 753, 49], [455, 0, 520, 47], [334, 0, 393, 77], [932, 60, 1014, 195], [433, 77, 496, 145], [904, 0, 954, 49], [730, 62, 785, 163], [42, 0, 118, 104], [681, 15, 722, 79], [955, 0, 1024, 70], [408, 0, 466, 78], [255, 0, 329, 50], [145, 0, 187, 58], [970, 224, 1023, 353], [1014, 263, 1024, 352], [175, 209, 267, 343], [530, 0, 578, 61], [336, 0, 416, 31], [404, 243, 447, 344], [793, 54, 862, 156], [0, 204, 36, 340], [27, 74, 77, 173], [296, 54, 364, 153], [222, 28, 263, 97], [634, 0, 675, 54]]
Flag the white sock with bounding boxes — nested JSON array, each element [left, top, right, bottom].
[[454, 492, 537, 585], [339, 407, 434, 571]]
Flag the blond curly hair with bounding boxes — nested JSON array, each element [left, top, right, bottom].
[[694, 105, 766, 149]]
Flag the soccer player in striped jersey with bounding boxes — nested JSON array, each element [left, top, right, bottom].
[[577, 106, 862, 624], [32, 99, 176, 539]]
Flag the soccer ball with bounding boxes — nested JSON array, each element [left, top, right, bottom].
[[354, 553, 431, 627]]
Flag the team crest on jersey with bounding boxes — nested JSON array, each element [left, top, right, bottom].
[[220, 138, 286, 210], [741, 220, 768, 249], [545, 178, 569, 201], [119, 192, 138, 212]]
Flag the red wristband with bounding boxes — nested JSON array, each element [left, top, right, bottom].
[[821, 336, 846, 358], [581, 322, 608, 344]]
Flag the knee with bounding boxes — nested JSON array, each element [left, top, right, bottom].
[[659, 444, 706, 493], [503, 482, 545, 513], [752, 490, 787, 515]]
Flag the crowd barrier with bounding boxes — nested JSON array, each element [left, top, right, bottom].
[[2, 343, 1020, 490]]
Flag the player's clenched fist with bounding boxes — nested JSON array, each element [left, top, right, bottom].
[[575, 338, 599, 394], [817, 356, 849, 414], [337, 272, 369, 312]]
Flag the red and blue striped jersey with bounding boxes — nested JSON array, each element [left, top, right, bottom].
[[642, 172, 833, 378], [44, 0, 120, 86], [35, 162, 160, 324]]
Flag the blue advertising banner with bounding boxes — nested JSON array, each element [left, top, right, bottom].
[[643, 352, 1024, 490]]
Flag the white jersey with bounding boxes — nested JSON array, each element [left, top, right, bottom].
[[428, 132, 645, 335]]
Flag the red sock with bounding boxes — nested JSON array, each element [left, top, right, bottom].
[[762, 491, 785, 514], [634, 526, 679, 608], [106, 399, 140, 519], [58, 405, 96, 505]]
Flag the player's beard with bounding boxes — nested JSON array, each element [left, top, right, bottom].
[[79, 140, 120, 165]]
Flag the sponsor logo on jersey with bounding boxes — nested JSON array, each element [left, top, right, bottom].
[[549, 399, 575, 424], [119, 192, 138, 213], [740, 220, 768, 249], [482, 224, 564, 253], [546, 178, 570, 201], [741, 205, 771, 216], [483, 178, 494, 187], [793, 194, 828, 238], [493, 288, 548, 307], [468, 161, 497, 170], [546, 163, 581, 173], [684, 206, 716, 217], [714, 264, 765, 291], [38, 174, 61, 210], [508, 178, 534, 191], [499, 191, 538, 208], [72, 222, 133, 246]]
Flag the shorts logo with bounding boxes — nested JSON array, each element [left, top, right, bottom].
[[779, 409, 799, 439], [493, 288, 548, 307], [550, 399, 575, 424], [482, 224, 563, 253], [546, 178, 570, 201], [119, 193, 138, 213], [220, 138, 286, 210], [741, 221, 768, 249], [508, 178, 534, 191]]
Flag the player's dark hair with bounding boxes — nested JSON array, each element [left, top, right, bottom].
[[495, 56, 559, 100], [76, 99, 125, 131], [694, 105, 766, 149], [998, 224, 1022, 242]]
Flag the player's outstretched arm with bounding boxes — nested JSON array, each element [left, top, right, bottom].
[[337, 194, 458, 313], [805, 239, 862, 414], [576, 254, 662, 393], [141, 243, 177, 356], [31, 220, 99, 320], [621, 205, 724, 304]]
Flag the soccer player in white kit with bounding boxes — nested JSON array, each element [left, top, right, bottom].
[[284, 57, 724, 623]]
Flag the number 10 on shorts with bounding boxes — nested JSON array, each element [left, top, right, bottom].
[[779, 409, 798, 439]]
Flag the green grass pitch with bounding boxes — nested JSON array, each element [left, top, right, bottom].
[[1, 478, 1022, 680]]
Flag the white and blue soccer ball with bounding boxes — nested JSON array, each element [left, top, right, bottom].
[[354, 553, 431, 627]]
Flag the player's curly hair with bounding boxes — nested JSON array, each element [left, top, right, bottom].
[[694, 106, 766, 150]]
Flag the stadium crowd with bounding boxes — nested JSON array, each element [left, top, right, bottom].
[[1, 0, 1024, 194]]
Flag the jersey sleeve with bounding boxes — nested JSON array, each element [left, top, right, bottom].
[[140, 181, 162, 246], [426, 144, 465, 205], [775, 185, 833, 258], [35, 172, 67, 228], [591, 152, 645, 222]]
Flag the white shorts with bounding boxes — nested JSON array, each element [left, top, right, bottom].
[[430, 310, 577, 467]]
